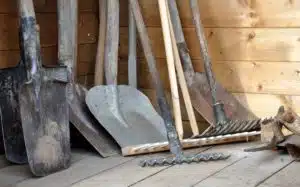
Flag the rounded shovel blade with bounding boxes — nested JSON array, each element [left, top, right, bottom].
[[86, 85, 167, 148]]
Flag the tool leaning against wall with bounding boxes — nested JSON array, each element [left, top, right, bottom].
[[86, 0, 167, 154], [59, 0, 119, 158], [19, 0, 71, 177], [0, 7, 28, 164]]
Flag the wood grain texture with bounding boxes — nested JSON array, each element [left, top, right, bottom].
[[16, 155, 131, 187], [119, 27, 300, 62], [0, 0, 97, 13], [71, 147, 210, 187], [118, 0, 300, 28], [194, 150, 293, 187], [133, 142, 256, 187], [121, 131, 260, 156], [257, 161, 300, 187]]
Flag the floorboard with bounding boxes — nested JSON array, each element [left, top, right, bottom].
[[71, 147, 211, 187], [132, 142, 255, 187], [257, 161, 300, 187], [0, 149, 93, 187], [193, 149, 293, 187], [0, 141, 295, 187], [16, 154, 132, 187], [0, 155, 10, 169]]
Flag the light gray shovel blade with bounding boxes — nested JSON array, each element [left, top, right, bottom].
[[86, 85, 167, 148], [68, 84, 120, 157], [19, 79, 70, 176]]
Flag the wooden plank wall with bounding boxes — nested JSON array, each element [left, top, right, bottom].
[[2, 0, 300, 135]]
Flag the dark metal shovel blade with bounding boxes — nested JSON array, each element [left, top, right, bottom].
[[192, 72, 257, 122], [19, 79, 70, 176], [68, 84, 120, 157], [0, 63, 27, 164]]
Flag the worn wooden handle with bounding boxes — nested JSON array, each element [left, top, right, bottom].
[[128, 6, 137, 88], [57, 0, 78, 81], [122, 131, 260, 156], [94, 0, 107, 85], [158, 0, 183, 139], [166, 5, 199, 136], [104, 0, 119, 85]]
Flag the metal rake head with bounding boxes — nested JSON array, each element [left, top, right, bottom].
[[195, 117, 274, 138], [139, 152, 230, 167]]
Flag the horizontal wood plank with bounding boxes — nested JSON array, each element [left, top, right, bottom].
[[0, 44, 96, 69], [119, 27, 300, 62], [114, 59, 300, 95], [3, 0, 300, 28], [119, 0, 300, 28], [133, 142, 256, 187], [0, 0, 97, 13], [257, 161, 300, 187], [71, 147, 210, 187], [0, 13, 96, 52], [16, 155, 132, 187], [194, 150, 293, 187]]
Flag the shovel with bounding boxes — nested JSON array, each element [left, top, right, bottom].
[[0, 29, 27, 163], [86, 0, 167, 151], [167, 0, 264, 137], [19, 0, 70, 176], [57, 0, 119, 157]]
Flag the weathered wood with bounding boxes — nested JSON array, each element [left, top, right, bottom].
[[133, 142, 256, 187], [0, 150, 91, 187], [168, 5, 199, 136], [158, 0, 183, 139], [257, 162, 300, 187], [16, 155, 133, 187], [122, 131, 260, 156], [0, 13, 96, 52], [118, 27, 300, 62], [0, 0, 97, 13], [0, 155, 10, 169], [71, 147, 210, 187], [119, 0, 300, 28], [194, 150, 293, 187], [94, 0, 106, 85]]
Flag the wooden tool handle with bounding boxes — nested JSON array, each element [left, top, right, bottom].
[[122, 131, 260, 156], [18, 0, 36, 18], [129, 0, 183, 156], [158, 0, 183, 139], [105, 0, 119, 85], [166, 5, 199, 136], [57, 0, 78, 81], [167, 0, 194, 74], [94, 0, 107, 85], [128, 6, 137, 88]]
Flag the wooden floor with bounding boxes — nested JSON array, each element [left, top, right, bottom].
[[0, 141, 298, 187]]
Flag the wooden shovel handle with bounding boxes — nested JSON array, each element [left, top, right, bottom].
[[128, 6, 137, 88], [104, 0, 119, 85], [166, 5, 199, 136], [94, 0, 107, 85], [158, 0, 183, 139], [18, 0, 35, 18], [57, 0, 78, 81]]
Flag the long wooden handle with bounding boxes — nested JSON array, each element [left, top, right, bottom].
[[129, 0, 183, 156], [166, 5, 199, 136], [158, 0, 183, 139], [122, 131, 260, 156], [105, 0, 119, 85], [128, 6, 137, 88], [57, 0, 78, 81], [94, 0, 107, 85]]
